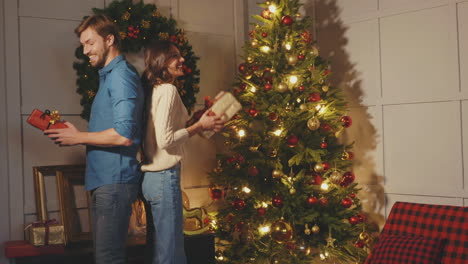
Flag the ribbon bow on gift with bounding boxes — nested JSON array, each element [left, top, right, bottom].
[[40, 109, 62, 129], [25, 219, 60, 245]]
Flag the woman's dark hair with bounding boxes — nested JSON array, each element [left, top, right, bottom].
[[142, 40, 178, 87]]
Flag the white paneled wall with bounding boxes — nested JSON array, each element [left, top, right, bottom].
[[2, 0, 245, 252], [315, 0, 468, 228]]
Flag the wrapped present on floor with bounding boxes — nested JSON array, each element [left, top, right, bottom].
[[26, 219, 65, 246], [27, 109, 68, 131]]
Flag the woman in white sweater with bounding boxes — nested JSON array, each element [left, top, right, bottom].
[[141, 40, 224, 264]]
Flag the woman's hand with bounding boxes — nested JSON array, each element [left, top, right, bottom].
[[198, 110, 225, 132]]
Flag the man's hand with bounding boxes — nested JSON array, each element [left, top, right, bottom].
[[44, 121, 82, 146]]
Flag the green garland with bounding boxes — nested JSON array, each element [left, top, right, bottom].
[[74, 0, 200, 121]]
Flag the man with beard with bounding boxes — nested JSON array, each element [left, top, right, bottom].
[[45, 15, 143, 264]]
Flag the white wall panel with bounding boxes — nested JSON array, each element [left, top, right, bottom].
[[385, 194, 464, 218], [186, 31, 236, 103], [23, 116, 87, 214], [380, 6, 457, 103], [333, 0, 377, 19], [342, 19, 380, 106], [20, 17, 82, 115], [379, 0, 444, 11], [458, 2, 468, 94], [383, 102, 463, 196], [19, 0, 102, 20], [462, 101, 468, 191], [178, 0, 234, 35]]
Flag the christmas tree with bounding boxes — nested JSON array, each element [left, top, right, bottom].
[[209, 0, 370, 263]]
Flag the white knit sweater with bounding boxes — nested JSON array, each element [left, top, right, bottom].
[[141, 83, 189, 172]]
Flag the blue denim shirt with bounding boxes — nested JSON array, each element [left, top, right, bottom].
[[85, 55, 144, 191]]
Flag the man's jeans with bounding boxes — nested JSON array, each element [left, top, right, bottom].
[[91, 183, 139, 264], [142, 163, 187, 264]]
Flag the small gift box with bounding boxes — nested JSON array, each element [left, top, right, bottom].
[[26, 109, 68, 131], [202, 91, 241, 138], [26, 219, 65, 246]]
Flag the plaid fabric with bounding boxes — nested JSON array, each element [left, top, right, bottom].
[[366, 202, 468, 264], [366, 234, 444, 264]]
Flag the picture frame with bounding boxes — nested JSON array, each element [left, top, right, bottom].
[[32, 165, 90, 244], [55, 165, 91, 243]]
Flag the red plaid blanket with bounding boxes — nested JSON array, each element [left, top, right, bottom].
[[366, 202, 467, 264]]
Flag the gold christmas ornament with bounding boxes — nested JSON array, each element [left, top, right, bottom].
[[304, 224, 311, 235], [359, 232, 371, 243], [141, 19, 151, 29], [311, 224, 320, 234], [307, 117, 320, 130], [247, 56, 254, 63], [272, 169, 282, 179], [251, 40, 259, 48], [276, 82, 288, 92], [289, 188, 296, 194], [122, 11, 131, 20], [322, 85, 329, 92], [329, 171, 342, 184], [297, 241, 311, 256], [119, 31, 127, 39], [314, 163, 324, 173], [249, 145, 260, 152], [299, 104, 308, 111], [287, 55, 298, 65], [341, 151, 351, 160], [270, 219, 293, 243], [269, 149, 278, 158]]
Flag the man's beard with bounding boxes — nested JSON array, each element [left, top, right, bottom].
[[92, 47, 110, 69]]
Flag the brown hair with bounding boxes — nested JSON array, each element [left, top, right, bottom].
[[142, 40, 179, 87], [75, 15, 120, 49]]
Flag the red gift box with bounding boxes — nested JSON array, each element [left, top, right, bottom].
[[27, 109, 68, 131], [4, 240, 65, 258]]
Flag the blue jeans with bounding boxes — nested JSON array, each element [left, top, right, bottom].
[[91, 183, 139, 264], [142, 163, 187, 264]]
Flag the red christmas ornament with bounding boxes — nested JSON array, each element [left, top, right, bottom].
[[320, 123, 331, 132], [248, 166, 259, 177], [322, 162, 330, 171], [226, 214, 234, 223], [268, 112, 278, 121], [262, 32, 268, 37], [349, 216, 360, 225], [298, 85, 305, 92], [306, 196, 318, 206], [251, 64, 260, 71], [210, 188, 223, 200], [239, 83, 247, 90], [233, 198, 246, 210], [235, 154, 245, 163], [308, 92, 321, 102], [238, 63, 247, 73], [341, 197, 353, 208], [184, 67, 192, 75], [323, 69, 331, 76], [170, 35, 178, 43], [226, 157, 236, 164], [233, 114, 239, 120], [358, 213, 367, 222], [349, 193, 356, 198], [264, 82, 273, 91], [355, 240, 365, 248], [286, 135, 299, 147], [318, 198, 328, 206], [234, 221, 245, 232], [298, 54, 305, 60], [257, 207, 266, 216], [341, 116, 353, 128], [286, 241, 296, 250], [340, 171, 355, 187], [272, 195, 283, 207], [261, 9, 271, 19], [248, 108, 259, 117], [281, 15, 293, 26], [309, 173, 322, 185], [301, 30, 312, 42], [320, 141, 328, 149]]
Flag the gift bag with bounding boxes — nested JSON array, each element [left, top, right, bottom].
[[202, 91, 241, 138], [27, 109, 68, 131]]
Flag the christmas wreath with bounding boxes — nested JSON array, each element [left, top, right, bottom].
[[74, 0, 200, 121]]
